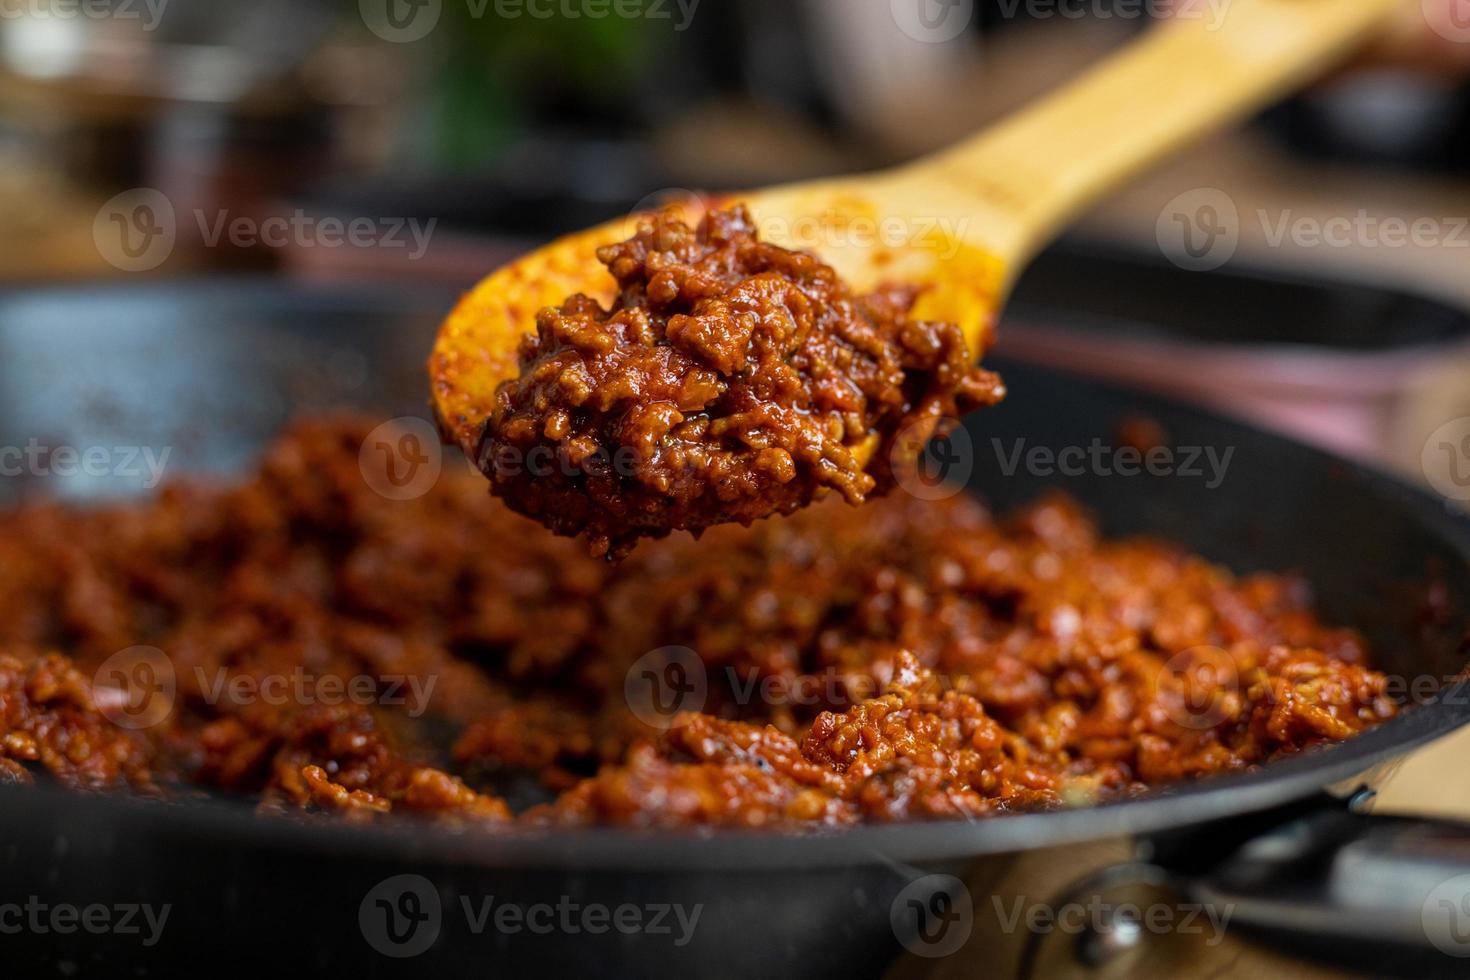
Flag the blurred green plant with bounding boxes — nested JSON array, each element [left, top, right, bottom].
[[420, 2, 657, 169]]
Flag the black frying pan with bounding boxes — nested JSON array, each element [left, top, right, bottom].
[[2, 264, 1470, 979]]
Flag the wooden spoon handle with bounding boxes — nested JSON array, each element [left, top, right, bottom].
[[903, 0, 1404, 271]]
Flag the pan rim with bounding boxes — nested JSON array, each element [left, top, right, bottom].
[[3, 682, 1467, 871]]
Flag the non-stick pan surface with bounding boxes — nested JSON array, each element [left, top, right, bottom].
[[1, 276, 1468, 978]]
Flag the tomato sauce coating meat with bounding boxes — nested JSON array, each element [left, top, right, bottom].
[[479, 205, 1005, 558], [0, 418, 1398, 829]]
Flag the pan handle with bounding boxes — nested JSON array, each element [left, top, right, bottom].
[[1185, 802, 1470, 973]]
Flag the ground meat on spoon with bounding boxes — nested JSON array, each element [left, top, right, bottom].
[[480, 205, 1005, 558]]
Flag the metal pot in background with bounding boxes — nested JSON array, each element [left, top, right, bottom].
[[1001, 240, 1470, 487], [0, 0, 345, 273]]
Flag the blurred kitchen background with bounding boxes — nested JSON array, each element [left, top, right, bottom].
[[3, 0, 1470, 486]]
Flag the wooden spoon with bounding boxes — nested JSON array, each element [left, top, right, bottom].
[[432, 0, 1402, 469]]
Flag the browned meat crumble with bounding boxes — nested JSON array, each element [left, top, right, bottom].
[[0, 418, 1398, 830], [481, 205, 1004, 558]]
